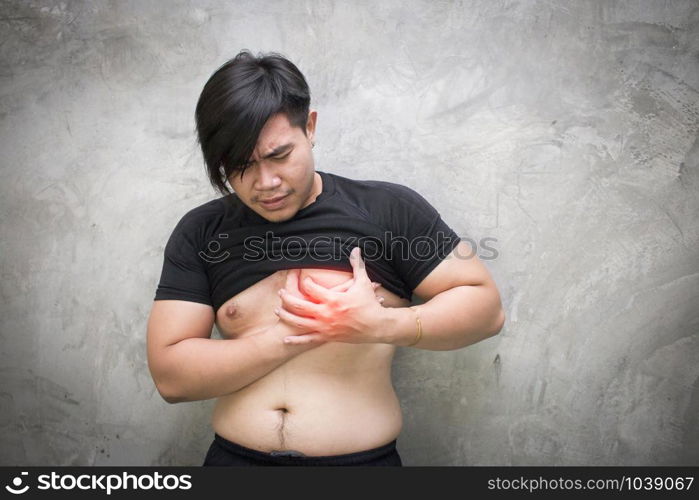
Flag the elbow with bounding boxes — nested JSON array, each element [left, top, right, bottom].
[[477, 284, 505, 338], [161, 390, 184, 405], [148, 355, 186, 404], [155, 383, 178, 404], [489, 307, 506, 337], [485, 284, 505, 337], [159, 386, 186, 405], [153, 376, 186, 404]]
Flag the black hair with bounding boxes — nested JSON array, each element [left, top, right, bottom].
[[194, 50, 311, 196]]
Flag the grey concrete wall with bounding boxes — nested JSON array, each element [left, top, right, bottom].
[[0, 0, 697, 465]]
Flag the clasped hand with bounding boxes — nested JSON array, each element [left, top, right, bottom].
[[274, 247, 386, 345]]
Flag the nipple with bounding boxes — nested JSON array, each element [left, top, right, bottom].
[[225, 303, 237, 317]]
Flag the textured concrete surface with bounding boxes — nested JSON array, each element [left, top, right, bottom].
[[1, 0, 697, 465]]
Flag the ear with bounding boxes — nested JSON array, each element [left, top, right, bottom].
[[306, 109, 317, 142]]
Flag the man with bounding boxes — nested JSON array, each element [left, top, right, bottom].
[[147, 51, 505, 466]]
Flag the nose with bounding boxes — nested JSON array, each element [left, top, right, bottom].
[[255, 164, 281, 192]]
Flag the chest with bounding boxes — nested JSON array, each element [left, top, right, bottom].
[[214, 268, 354, 339], [214, 267, 409, 339]]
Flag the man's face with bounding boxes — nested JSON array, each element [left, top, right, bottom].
[[228, 110, 319, 223]]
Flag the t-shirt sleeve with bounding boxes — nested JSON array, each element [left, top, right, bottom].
[[382, 184, 461, 294], [153, 212, 212, 307]]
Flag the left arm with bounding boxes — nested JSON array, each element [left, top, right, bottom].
[[275, 242, 505, 350], [381, 240, 505, 350]]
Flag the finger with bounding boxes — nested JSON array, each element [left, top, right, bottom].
[[371, 282, 381, 290], [285, 268, 299, 292], [285, 268, 308, 299], [330, 278, 355, 292], [279, 289, 323, 317], [299, 275, 335, 303], [349, 247, 370, 284], [274, 306, 318, 330], [283, 333, 325, 345]]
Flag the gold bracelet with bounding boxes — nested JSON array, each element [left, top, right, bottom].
[[406, 306, 422, 347]]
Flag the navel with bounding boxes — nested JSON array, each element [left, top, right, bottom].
[[275, 407, 290, 448]]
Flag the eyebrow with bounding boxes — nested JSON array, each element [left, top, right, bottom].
[[260, 143, 293, 160]]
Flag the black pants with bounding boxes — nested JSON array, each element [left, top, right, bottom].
[[202, 433, 403, 466]]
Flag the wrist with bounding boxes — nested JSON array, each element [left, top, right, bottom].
[[254, 321, 314, 359], [381, 306, 421, 346]]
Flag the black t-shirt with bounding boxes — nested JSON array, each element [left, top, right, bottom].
[[153, 170, 461, 314]]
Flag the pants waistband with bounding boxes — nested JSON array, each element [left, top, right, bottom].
[[213, 433, 398, 465]]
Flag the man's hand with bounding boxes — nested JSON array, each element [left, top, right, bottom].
[[274, 247, 387, 345]]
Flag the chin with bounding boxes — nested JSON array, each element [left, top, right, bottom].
[[264, 214, 292, 223], [260, 207, 299, 223]]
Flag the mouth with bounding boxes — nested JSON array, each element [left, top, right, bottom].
[[259, 194, 288, 209]]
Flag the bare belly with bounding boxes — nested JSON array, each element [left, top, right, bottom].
[[211, 267, 410, 456]]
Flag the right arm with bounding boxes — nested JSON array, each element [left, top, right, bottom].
[[149, 212, 337, 403], [146, 300, 319, 404], [147, 271, 357, 404]]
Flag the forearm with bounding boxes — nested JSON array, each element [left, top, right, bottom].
[[156, 324, 314, 403], [383, 284, 505, 350]]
